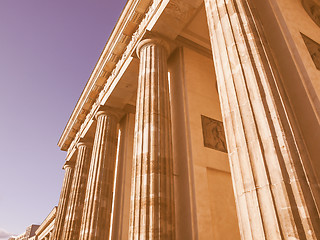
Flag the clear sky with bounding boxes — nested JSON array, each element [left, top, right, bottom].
[[0, 0, 127, 238]]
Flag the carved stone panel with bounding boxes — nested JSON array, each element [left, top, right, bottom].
[[302, 0, 320, 27], [201, 115, 227, 153], [301, 33, 320, 70]]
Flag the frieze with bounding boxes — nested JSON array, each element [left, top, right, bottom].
[[99, 69, 107, 78], [130, 11, 144, 24], [166, 1, 191, 21]]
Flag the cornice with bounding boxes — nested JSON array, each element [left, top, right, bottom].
[[35, 206, 57, 236], [59, 0, 164, 152], [58, 0, 155, 151]]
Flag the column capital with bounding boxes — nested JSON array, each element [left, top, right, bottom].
[[95, 106, 122, 121], [63, 160, 74, 170], [130, 31, 175, 239], [63, 137, 93, 240], [136, 37, 170, 58], [53, 159, 75, 240], [76, 139, 93, 149], [79, 104, 119, 240]]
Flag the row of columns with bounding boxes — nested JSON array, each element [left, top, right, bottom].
[[52, 109, 122, 240], [52, 37, 174, 240], [52, 0, 320, 239]]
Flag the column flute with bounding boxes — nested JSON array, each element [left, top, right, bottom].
[[204, 0, 320, 239], [51, 161, 74, 240], [129, 37, 175, 240], [79, 108, 120, 240], [62, 140, 92, 240]]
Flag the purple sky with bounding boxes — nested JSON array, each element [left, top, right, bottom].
[[0, 0, 127, 238]]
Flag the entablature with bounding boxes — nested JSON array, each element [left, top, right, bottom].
[[59, 0, 205, 156], [35, 206, 57, 236], [58, 0, 153, 151]]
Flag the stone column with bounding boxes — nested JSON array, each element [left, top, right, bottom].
[[204, 0, 320, 239], [52, 161, 74, 240], [79, 108, 119, 240], [62, 140, 93, 240], [129, 38, 175, 240], [111, 113, 135, 240]]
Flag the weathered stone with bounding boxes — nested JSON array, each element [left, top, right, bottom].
[[51, 161, 74, 240], [79, 109, 119, 240], [62, 141, 92, 240], [129, 37, 175, 240], [44, 0, 320, 240], [204, 0, 320, 239]]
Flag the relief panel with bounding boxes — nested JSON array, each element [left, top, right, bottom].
[[301, 33, 320, 70], [201, 115, 227, 153], [302, 0, 320, 27]]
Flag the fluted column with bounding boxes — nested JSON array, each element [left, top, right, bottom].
[[62, 141, 93, 240], [52, 161, 74, 240], [129, 38, 175, 240], [79, 109, 119, 240], [204, 0, 320, 239]]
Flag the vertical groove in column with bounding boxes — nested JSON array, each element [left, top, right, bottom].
[[130, 45, 147, 240], [62, 141, 92, 240], [206, 8, 250, 238], [235, 1, 320, 238], [206, 0, 266, 238], [52, 162, 74, 240], [79, 110, 119, 240], [204, 0, 320, 239], [129, 38, 175, 240], [220, 1, 280, 239]]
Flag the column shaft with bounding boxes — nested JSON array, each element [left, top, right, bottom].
[[129, 38, 175, 240], [63, 142, 92, 240], [79, 110, 119, 240], [52, 162, 74, 240], [204, 0, 320, 239]]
